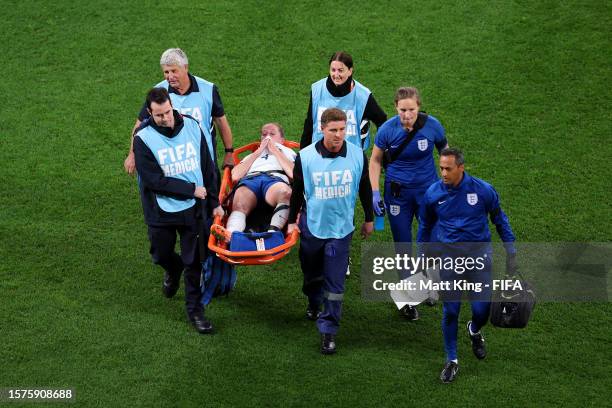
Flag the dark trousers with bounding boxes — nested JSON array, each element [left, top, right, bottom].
[[439, 252, 493, 361], [147, 223, 203, 317], [299, 214, 352, 335]]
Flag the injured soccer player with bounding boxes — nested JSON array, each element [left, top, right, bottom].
[[213, 123, 296, 242]]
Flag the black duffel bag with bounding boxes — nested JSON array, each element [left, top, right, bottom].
[[490, 276, 536, 328]]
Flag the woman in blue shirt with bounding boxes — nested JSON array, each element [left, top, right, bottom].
[[369, 87, 448, 319]]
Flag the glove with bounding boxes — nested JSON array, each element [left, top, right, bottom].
[[372, 191, 385, 216], [505, 253, 518, 277]]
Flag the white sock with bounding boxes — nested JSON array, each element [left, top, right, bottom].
[[269, 203, 289, 231], [451, 359, 458, 364], [227, 211, 246, 233]]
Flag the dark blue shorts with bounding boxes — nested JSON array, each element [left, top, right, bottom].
[[239, 174, 283, 202]]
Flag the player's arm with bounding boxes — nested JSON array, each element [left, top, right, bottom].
[[134, 136, 197, 198], [230, 138, 270, 183], [230, 152, 256, 183], [268, 143, 295, 180]]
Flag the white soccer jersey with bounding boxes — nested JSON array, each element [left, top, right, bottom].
[[244, 143, 296, 183]]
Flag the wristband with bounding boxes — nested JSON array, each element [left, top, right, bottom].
[[224, 147, 234, 153]]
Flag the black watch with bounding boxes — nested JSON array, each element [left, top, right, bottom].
[[224, 147, 234, 153]]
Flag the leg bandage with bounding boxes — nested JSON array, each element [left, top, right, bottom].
[[227, 211, 246, 233], [269, 203, 290, 230]]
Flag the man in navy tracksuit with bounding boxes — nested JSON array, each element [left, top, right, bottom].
[[134, 87, 224, 334], [417, 148, 517, 383]]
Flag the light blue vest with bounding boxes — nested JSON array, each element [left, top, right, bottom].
[[310, 78, 371, 149], [137, 117, 204, 213], [156, 76, 215, 161], [301, 142, 363, 239]]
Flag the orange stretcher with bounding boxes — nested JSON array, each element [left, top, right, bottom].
[[208, 140, 300, 265]]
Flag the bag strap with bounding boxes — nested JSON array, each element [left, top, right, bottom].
[[384, 112, 429, 167]]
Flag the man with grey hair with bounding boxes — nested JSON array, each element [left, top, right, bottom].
[[125, 48, 234, 173]]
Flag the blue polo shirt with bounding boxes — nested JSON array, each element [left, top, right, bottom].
[[417, 172, 515, 253], [375, 114, 446, 188]]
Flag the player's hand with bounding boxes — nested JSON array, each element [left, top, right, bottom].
[[194, 186, 207, 199], [223, 152, 234, 168], [287, 223, 300, 235], [267, 140, 281, 156], [372, 190, 385, 216], [361, 222, 374, 239], [255, 136, 270, 155], [124, 152, 136, 175], [212, 205, 225, 219]]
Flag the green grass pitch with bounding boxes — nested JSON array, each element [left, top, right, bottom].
[[0, 0, 610, 406]]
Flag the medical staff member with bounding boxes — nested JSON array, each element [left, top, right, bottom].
[[134, 87, 224, 334], [288, 108, 374, 355], [126, 48, 234, 173], [301, 51, 387, 150], [369, 86, 448, 320], [417, 148, 517, 383]]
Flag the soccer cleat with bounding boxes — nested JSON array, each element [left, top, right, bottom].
[[467, 321, 486, 360], [211, 224, 232, 243], [440, 361, 459, 383], [306, 305, 322, 321], [320, 333, 336, 355], [399, 305, 419, 321]]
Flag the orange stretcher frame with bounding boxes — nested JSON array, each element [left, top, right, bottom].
[[208, 140, 300, 265]]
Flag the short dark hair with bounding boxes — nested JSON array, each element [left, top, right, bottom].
[[329, 51, 353, 69], [440, 147, 465, 165], [320, 108, 347, 127], [394, 87, 421, 106], [146, 87, 172, 110]]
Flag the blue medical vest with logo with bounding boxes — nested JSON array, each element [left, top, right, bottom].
[[137, 117, 204, 213], [156, 76, 215, 161], [375, 115, 446, 188], [301, 143, 363, 239], [310, 78, 371, 148]]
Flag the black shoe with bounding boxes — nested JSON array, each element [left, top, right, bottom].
[[399, 305, 419, 321], [190, 314, 214, 334], [320, 333, 336, 355], [467, 321, 486, 360], [306, 305, 321, 321], [440, 361, 459, 383], [162, 270, 181, 298]]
